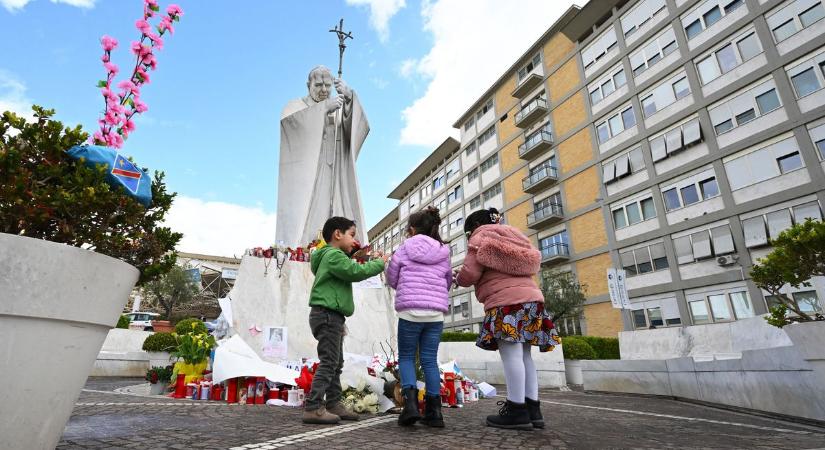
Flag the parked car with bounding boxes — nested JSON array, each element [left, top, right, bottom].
[[124, 312, 160, 331]]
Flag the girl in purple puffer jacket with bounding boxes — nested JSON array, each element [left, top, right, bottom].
[[385, 206, 452, 428]]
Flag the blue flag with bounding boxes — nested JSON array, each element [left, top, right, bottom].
[[66, 145, 153, 207]]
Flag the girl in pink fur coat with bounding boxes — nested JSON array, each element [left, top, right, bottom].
[[456, 208, 560, 430]]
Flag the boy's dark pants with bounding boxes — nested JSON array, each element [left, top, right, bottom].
[[305, 306, 345, 411]]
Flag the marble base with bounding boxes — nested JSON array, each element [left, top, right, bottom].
[[228, 256, 398, 361]]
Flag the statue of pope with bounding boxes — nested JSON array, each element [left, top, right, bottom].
[[276, 65, 369, 247]]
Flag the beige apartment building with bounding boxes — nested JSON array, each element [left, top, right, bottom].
[[370, 0, 825, 337]]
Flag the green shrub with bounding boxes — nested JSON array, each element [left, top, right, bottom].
[[440, 331, 477, 342], [561, 337, 597, 360], [579, 336, 620, 359], [175, 318, 206, 335], [116, 315, 130, 329], [142, 332, 177, 352]]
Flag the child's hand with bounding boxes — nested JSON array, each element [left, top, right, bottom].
[[381, 254, 390, 263]]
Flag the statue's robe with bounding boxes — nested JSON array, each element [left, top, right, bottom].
[[275, 94, 369, 247]]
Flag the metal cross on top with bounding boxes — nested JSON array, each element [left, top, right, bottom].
[[329, 18, 353, 78]]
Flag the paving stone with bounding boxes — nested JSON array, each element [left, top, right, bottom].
[[54, 377, 825, 449]]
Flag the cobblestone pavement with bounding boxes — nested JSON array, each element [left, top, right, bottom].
[[56, 377, 825, 449]]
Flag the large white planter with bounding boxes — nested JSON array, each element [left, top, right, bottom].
[[564, 359, 583, 385], [783, 320, 825, 376], [0, 233, 139, 450], [148, 351, 174, 369]]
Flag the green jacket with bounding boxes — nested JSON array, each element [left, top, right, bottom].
[[309, 246, 385, 317]]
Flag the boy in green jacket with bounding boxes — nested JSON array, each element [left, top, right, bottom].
[[302, 216, 387, 424]]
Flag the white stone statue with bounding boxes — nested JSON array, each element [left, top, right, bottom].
[[276, 65, 369, 247]]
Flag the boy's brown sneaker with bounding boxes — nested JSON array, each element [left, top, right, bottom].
[[326, 402, 360, 421], [302, 407, 341, 424]]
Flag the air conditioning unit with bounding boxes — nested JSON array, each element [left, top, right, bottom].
[[716, 254, 738, 266]]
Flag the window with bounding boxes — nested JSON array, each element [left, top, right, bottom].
[[709, 79, 783, 136], [716, 44, 738, 73], [432, 174, 445, 190], [793, 291, 823, 313], [690, 291, 754, 324], [663, 188, 681, 211], [469, 196, 481, 209], [482, 183, 501, 201], [480, 153, 499, 172], [724, 137, 803, 190], [792, 67, 822, 97], [447, 184, 463, 204], [621, 0, 667, 38], [540, 230, 569, 259], [581, 28, 619, 72], [603, 147, 645, 184], [777, 151, 803, 173], [517, 54, 541, 82], [767, 0, 825, 43], [794, 201, 823, 221], [612, 196, 656, 229], [445, 159, 460, 182], [476, 99, 494, 120], [597, 105, 636, 144], [629, 27, 678, 76], [633, 309, 648, 328], [681, 184, 700, 206], [673, 225, 735, 264], [620, 242, 668, 277], [589, 65, 627, 106], [743, 216, 768, 247], [737, 32, 762, 61], [449, 211, 464, 232], [467, 168, 479, 182], [682, 0, 745, 40], [651, 118, 702, 162], [463, 116, 475, 132], [697, 55, 721, 84], [745, 202, 822, 246], [699, 177, 719, 199], [755, 89, 781, 114], [464, 141, 477, 156], [477, 126, 496, 145], [640, 72, 691, 118]]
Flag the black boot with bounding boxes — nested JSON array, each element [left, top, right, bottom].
[[421, 394, 444, 428], [398, 388, 421, 426], [485, 400, 533, 430], [525, 397, 544, 428]]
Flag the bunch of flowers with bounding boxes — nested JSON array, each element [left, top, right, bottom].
[[145, 365, 173, 384], [93, 0, 183, 148], [340, 378, 380, 414], [172, 322, 216, 364]]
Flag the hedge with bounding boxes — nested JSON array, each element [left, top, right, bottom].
[[175, 318, 207, 335], [578, 336, 620, 359], [116, 315, 130, 329], [560, 337, 597, 360], [142, 332, 177, 352], [440, 332, 477, 342]]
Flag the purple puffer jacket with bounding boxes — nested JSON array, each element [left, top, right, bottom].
[[385, 234, 452, 313]]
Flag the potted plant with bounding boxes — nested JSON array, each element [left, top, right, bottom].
[[171, 324, 216, 384], [0, 3, 183, 448], [146, 366, 174, 395], [561, 337, 597, 385], [142, 332, 177, 368]]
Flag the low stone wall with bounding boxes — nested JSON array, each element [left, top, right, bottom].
[[619, 316, 792, 361], [91, 329, 153, 377], [438, 342, 566, 387], [583, 322, 825, 422]]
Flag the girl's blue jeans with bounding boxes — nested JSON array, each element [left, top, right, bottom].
[[397, 318, 443, 396]]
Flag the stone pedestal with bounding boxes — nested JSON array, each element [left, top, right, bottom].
[[228, 256, 397, 361]]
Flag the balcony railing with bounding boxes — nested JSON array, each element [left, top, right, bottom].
[[518, 129, 553, 159], [522, 162, 558, 193], [514, 98, 548, 129], [540, 243, 569, 262], [527, 202, 564, 229], [512, 72, 543, 98]]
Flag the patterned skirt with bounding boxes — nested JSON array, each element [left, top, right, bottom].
[[476, 301, 561, 352]]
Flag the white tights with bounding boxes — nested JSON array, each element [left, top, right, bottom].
[[497, 341, 538, 403]]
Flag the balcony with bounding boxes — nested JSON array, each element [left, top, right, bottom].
[[540, 243, 569, 264], [527, 202, 564, 229], [514, 98, 548, 129], [518, 129, 553, 160], [522, 163, 558, 194], [512, 72, 543, 98]]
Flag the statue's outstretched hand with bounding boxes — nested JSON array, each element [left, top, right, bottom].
[[325, 95, 344, 113], [334, 78, 352, 100]]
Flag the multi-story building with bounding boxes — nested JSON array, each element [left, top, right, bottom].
[[370, 0, 825, 336]]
